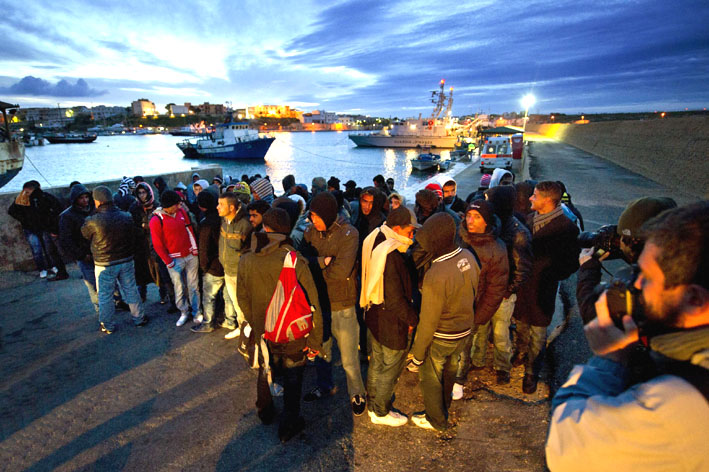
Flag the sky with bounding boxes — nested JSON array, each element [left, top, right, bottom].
[[0, 0, 707, 117]]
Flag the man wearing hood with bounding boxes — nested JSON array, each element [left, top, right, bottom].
[[237, 208, 323, 443], [81, 186, 147, 333], [415, 188, 461, 226], [489, 169, 514, 188], [454, 200, 509, 395], [153, 176, 168, 199], [301, 192, 366, 415], [409, 213, 480, 430], [360, 207, 420, 427], [484, 186, 533, 384], [129, 182, 160, 302], [187, 172, 200, 204], [442, 179, 467, 215], [59, 183, 98, 312]]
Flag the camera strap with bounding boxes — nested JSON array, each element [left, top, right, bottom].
[[659, 360, 709, 403]]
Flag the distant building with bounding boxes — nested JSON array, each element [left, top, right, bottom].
[[132, 99, 157, 117], [91, 105, 126, 120], [249, 105, 301, 120], [195, 102, 225, 116], [168, 104, 189, 115], [21, 107, 71, 128], [302, 110, 338, 124]]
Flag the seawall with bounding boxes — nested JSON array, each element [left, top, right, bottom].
[[527, 116, 709, 199], [0, 165, 223, 271]]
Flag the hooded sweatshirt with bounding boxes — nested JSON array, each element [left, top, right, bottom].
[[58, 184, 95, 261], [489, 168, 513, 188], [149, 206, 198, 267]]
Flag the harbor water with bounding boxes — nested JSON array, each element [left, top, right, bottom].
[[6, 131, 472, 202]]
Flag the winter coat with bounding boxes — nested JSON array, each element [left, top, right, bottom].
[[237, 232, 323, 352], [8, 187, 64, 234], [58, 184, 94, 261], [149, 206, 198, 267], [447, 195, 467, 215], [218, 205, 251, 276], [364, 231, 418, 350], [514, 211, 580, 326], [198, 210, 224, 276], [498, 215, 533, 298], [458, 217, 509, 324], [301, 215, 359, 311], [81, 203, 137, 266]]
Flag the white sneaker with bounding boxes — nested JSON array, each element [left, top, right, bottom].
[[452, 382, 464, 401], [39, 270, 48, 278], [193, 314, 203, 324], [224, 327, 241, 339], [368, 409, 408, 427], [411, 413, 436, 430], [176, 314, 189, 327], [51, 266, 59, 274]]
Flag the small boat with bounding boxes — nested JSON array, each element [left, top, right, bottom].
[[410, 152, 442, 171], [177, 122, 275, 160], [169, 125, 211, 136], [0, 100, 25, 189], [46, 133, 97, 144]]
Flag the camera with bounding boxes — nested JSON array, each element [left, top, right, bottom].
[[578, 224, 622, 260], [593, 266, 643, 330]]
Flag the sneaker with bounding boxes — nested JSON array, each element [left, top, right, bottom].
[[193, 314, 203, 324], [304, 386, 337, 402], [496, 370, 511, 385], [224, 327, 241, 339], [39, 270, 48, 279], [100, 323, 114, 334], [176, 314, 189, 327], [411, 412, 435, 430], [135, 317, 149, 327], [219, 321, 236, 330], [51, 266, 59, 274], [351, 395, 366, 416], [452, 382, 464, 400], [406, 361, 419, 373], [191, 323, 214, 333], [522, 374, 538, 394], [368, 409, 408, 427]]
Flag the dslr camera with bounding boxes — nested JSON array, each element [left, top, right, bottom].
[[593, 266, 643, 330], [578, 224, 622, 260]]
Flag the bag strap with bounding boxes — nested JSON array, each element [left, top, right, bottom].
[[662, 361, 709, 403]]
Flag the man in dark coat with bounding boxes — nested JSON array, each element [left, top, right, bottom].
[[192, 191, 224, 333], [442, 179, 468, 215], [59, 183, 97, 312], [360, 207, 420, 426], [514, 181, 579, 394]]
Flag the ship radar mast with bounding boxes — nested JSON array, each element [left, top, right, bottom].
[[430, 79, 447, 121]]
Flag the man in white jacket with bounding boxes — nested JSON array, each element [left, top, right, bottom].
[[546, 201, 709, 471]]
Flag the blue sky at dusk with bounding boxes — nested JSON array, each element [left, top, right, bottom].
[[0, 0, 707, 116]]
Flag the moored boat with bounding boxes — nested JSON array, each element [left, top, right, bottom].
[[410, 152, 443, 171], [177, 122, 275, 159], [0, 101, 25, 189], [46, 133, 97, 144]]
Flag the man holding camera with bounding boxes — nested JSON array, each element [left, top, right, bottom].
[[577, 197, 676, 324], [546, 201, 709, 471]]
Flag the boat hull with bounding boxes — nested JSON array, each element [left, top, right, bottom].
[[0, 141, 25, 189], [46, 135, 97, 144], [178, 136, 275, 159], [349, 134, 458, 149]]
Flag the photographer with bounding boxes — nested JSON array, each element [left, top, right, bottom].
[[546, 201, 709, 471], [577, 197, 676, 324]]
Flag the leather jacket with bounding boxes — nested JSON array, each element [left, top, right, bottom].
[[498, 216, 533, 298], [81, 203, 137, 266]]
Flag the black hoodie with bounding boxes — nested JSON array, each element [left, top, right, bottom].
[[58, 184, 95, 261]]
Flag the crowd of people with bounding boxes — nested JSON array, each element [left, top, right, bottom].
[[7, 168, 708, 464]]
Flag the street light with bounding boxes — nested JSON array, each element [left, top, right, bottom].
[[521, 94, 536, 131]]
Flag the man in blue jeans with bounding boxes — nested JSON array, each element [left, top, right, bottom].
[[81, 186, 147, 333]]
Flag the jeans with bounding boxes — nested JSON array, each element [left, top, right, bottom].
[[95, 260, 145, 330], [23, 229, 64, 272], [223, 274, 244, 328], [516, 320, 547, 377], [77, 259, 99, 314], [167, 255, 201, 317], [367, 330, 407, 416], [419, 337, 467, 430], [202, 272, 224, 325], [469, 294, 517, 373], [327, 306, 365, 398], [257, 340, 307, 428]]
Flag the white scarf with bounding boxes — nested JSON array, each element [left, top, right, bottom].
[[359, 224, 412, 309]]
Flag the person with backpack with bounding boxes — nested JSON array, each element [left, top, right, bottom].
[[237, 208, 323, 443], [150, 190, 201, 327], [546, 201, 709, 471]]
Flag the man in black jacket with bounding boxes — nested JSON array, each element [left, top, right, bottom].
[[81, 186, 147, 333], [192, 191, 224, 333], [360, 207, 420, 426], [514, 181, 579, 394], [59, 183, 98, 313]]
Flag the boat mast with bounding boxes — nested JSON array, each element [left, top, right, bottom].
[[444, 86, 454, 120], [430, 79, 446, 121]]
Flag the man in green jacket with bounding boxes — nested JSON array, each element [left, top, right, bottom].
[[237, 208, 323, 443]]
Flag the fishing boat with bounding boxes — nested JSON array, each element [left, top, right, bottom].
[[410, 152, 443, 171], [46, 133, 97, 144], [0, 101, 25, 189], [169, 125, 211, 136], [177, 122, 275, 159], [349, 80, 460, 149]]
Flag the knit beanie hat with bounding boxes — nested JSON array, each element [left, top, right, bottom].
[[480, 174, 491, 188], [161, 190, 181, 208], [197, 190, 217, 210], [425, 182, 443, 199], [262, 208, 291, 234], [250, 178, 274, 200], [309, 191, 338, 229], [618, 197, 677, 238], [212, 175, 223, 185], [92, 185, 113, 204], [234, 181, 251, 197], [467, 200, 495, 227]]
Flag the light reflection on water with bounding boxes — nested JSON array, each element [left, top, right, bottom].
[[6, 131, 464, 201]]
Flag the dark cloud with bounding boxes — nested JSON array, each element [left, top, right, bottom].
[[0, 76, 108, 97]]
